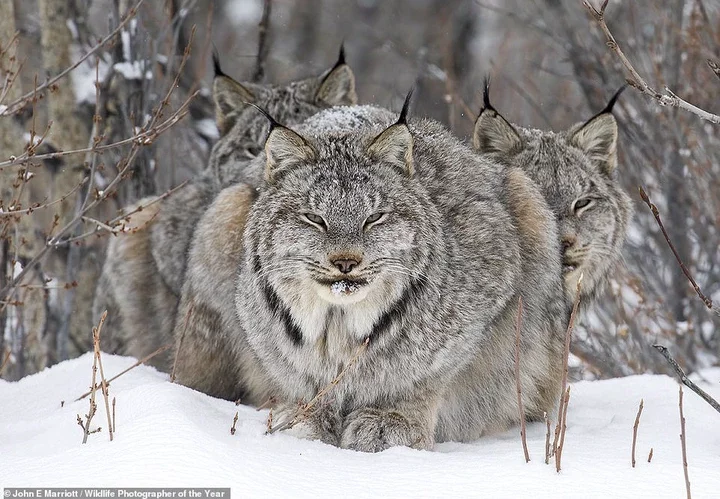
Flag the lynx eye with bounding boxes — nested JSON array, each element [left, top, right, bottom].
[[363, 212, 387, 229], [572, 198, 594, 214], [301, 213, 327, 230]]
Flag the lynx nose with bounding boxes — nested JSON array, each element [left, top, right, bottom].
[[332, 258, 360, 274], [561, 236, 576, 253]]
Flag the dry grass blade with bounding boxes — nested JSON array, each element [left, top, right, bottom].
[[632, 399, 644, 467], [513, 296, 530, 462]]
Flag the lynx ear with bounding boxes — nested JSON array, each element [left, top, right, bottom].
[[570, 87, 624, 174], [473, 79, 522, 155], [368, 90, 414, 176], [212, 53, 261, 135], [316, 45, 357, 107], [264, 124, 316, 183]]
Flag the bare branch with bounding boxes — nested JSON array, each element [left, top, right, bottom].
[[653, 345, 720, 414], [0, 0, 147, 117], [639, 187, 719, 317], [584, 0, 720, 124]]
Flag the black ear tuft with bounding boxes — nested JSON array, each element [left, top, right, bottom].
[[332, 43, 347, 71], [482, 76, 494, 111], [246, 103, 282, 140], [600, 85, 626, 115], [398, 87, 414, 125], [212, 45, 226, 78]]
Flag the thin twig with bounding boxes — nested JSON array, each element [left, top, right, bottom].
[[230, 411, 239, 435], [81, 334, 100, 443], [92, 311, 113, 441], [268, 338, 369, 434], [544, 411, 551, 465], [513, 296, 530, 462], [553, 274, 583, 459], [679, 385, 692, 499], [171, 302, 194, 383], [0, 0, 147, 116], [648, 447, 654, 463], [653, 344, 720, 414], [252, 0, 272, 82], [0, 348, 10, 376], [556, 386, 571, 473], [76, 344, 172, 401], [632, 399, 644, 468], [583, 0, 720, 124], [639, 187, 718, 316], [112, 396, 116, 434]]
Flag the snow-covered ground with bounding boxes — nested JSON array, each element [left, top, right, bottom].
[[1, 354, 719, 498]]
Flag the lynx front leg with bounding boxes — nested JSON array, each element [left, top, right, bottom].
[[340, 397, 439, 452], [273, 402, 342, 446]]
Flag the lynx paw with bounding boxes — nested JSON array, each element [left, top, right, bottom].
[[340, 408, 433, 452], [272, 403, 341, 446]]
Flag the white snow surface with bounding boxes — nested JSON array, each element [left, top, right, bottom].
[[1, 354, 719, 498]]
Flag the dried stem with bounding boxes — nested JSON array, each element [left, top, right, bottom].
[[544, 411, 551, 465], [679, 385, 692, 499], [0, 348, 10, 376], [556, 386, 571, 473], [553, 274, 583, 459], [648, 447, 654, 463], [583, 0, 720, 124], [171, 302, 194, 383], [76, 343, 172, 401], [632, 399, 644, 468], [92, 311, 113, 441], [268, 338, 369, 434], [230, 411, 239, 436], [513, 296, 530, 462], [112, 396, 116, 434], [81, 331, 100, 443], [638, 187, 719, 317], [653, 344, 720, 414]]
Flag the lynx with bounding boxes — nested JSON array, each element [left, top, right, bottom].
[[93, 48, 357, 365], [172, 98, 567, 451], [473, 84, 632, 308]]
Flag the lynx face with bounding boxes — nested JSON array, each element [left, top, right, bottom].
[[474, 88, 632, 303], [210, 48, 357, 184], [246, 107, 438, 313]]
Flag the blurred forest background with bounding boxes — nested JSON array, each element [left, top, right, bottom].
[[0, 0, 718, 381]]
